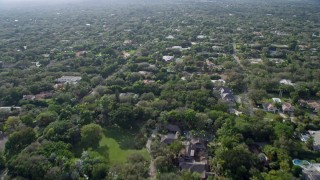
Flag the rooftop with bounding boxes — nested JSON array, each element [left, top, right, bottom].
[[280, 79, 294, 86], [308, 130, 320, 151], [272, 98, 282, 103], [56, 76, 82, 83], [162, 56, 174, 62]]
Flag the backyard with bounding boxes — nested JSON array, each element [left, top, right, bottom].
[[98, 128, 150, 164]]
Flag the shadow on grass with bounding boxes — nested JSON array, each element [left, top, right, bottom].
[[103, 128, 139, 150], [96, 144, 109, 159]]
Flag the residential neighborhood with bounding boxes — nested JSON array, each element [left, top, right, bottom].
[[0, 0, 319, 179]]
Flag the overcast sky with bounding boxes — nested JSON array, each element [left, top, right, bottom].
[[0, 0, 87, 7]]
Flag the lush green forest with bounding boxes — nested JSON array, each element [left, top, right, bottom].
[[0, 0, 319, 179]]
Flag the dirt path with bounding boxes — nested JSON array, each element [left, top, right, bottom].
[[146, 129, 158, 179], [149, 159, 156, 179]]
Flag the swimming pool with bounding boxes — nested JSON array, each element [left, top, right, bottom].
[[292, 159, 311, 168]]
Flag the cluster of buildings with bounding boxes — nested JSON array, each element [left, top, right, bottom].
[[54, 76, 82, 90], [22, 92, 53, 101], [262, 98, 294, 115], [21, 76, 82, 101], [159, 124, 213, 179]]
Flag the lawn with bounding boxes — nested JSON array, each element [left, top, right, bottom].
[[264, 112, 278, 121], [98, 128, 150, 164]]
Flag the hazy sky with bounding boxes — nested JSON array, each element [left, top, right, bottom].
[[0, 0, 86, 6], [0, 0, 83, 3]]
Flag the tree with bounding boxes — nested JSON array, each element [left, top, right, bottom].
[[44, 166, 64, 180], [154, 156, 172, 173], [0, 152, 5, 170], [212, 144, 256, 179], [158, 173, 179, 180], [44, 120, 80, 145], [36, 111, 58, 127], [91, 163, 108, 180], [5, 127, 36, 156], [8, 153, 51, 180], [109, 104, 136, 129], [4, 116, 23, 135], [262, 170, 297, 180], [273, 122, 294, 139], [81, 123, 103, 148], [38, 141, 73, 159], [169, 140, 184, 155], [179, 170, 201, 180], [306, 136, 314, 150], [248, 89, 268, 104]]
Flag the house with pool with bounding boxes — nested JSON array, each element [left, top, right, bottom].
[[293, 159, 320, 180]]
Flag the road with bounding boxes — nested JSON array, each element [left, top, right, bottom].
[[232, 42, 254, 116], [232, 43, 244, 68]]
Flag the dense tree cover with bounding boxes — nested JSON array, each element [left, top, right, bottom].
[[81, 123, 103, 149], [0, 0, 319, 179]]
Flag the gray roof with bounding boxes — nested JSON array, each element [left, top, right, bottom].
[[161, 133, 177, 144], [56, 76, 82, 83], [164, 124, 181, 133], [303, 170, 320, 180], [309, 130, 320, 151], [179, 162, 207, 178]]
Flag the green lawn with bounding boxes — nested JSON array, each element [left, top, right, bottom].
[[264, 112, 278, 121], [127, 50, 137, 55], [98, 128, 149, 164]]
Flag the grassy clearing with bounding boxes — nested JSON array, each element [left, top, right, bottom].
[[128, 50, 137, 55], [264, 112, 278, 121], [98, 128, 149, 164]]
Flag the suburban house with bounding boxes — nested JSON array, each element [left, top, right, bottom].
[[230, 108, 243, 116], [143, 80, 155, 84], [170, 46, 190, 51], [75, 51, 87, 57], [219, 87, 236, 106], [293, 159, 320, 180], [269, 58, 285, 64], [179, 138, 211, 179], [164, 124, 181, 134], [123, 40, 132, 45], [138, 71, 153, 78], [300, 133, 311, 142], [299, 100, 320, 113], [166, 35, 175, 39], [302, 169, 320, 180], [262, 103, 278, 113], [161, 133, 179, 145], [162, 56, 175, 62], [53, 83, 65, 90], [0, 106, 21, 113], [282, 102, 294, 114], [272, 98, 282, 103], [22, 92, 53, 101], [56, 76, 82, 84], [211, 79, 226, 86], [119, 93, 139, 103], [308, 130, 320, 151], [280, 79, 294, 86], [22, 95, 36, 101], [197, 35, 206, 39], [179, 162, 210, 179]]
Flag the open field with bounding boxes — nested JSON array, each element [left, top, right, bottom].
[[98, 129, 149, 164]]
